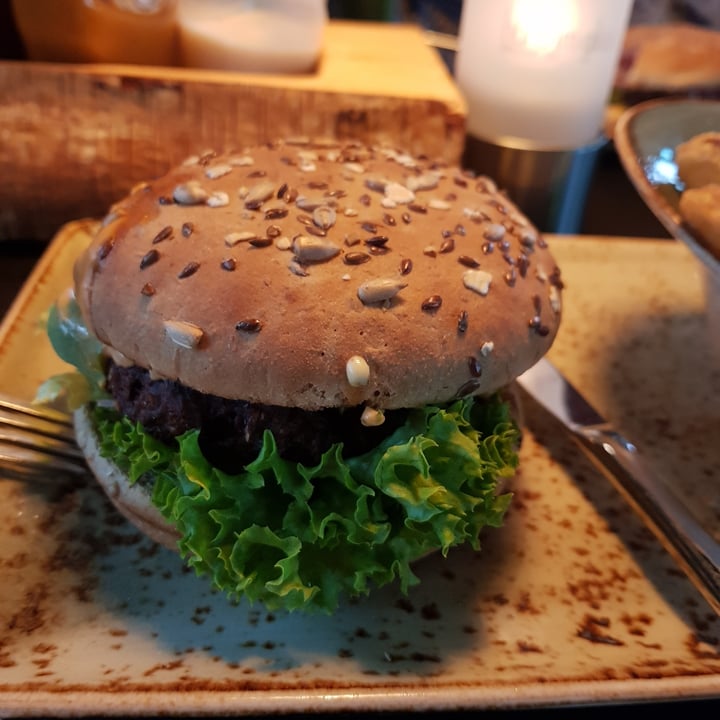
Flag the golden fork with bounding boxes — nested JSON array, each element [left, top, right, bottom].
[[0, 393, 87, 480]]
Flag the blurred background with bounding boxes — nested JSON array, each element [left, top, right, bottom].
[[2, 0, 719, 243]]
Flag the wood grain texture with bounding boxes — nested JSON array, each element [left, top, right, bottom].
[[0, 21, 467, 241]]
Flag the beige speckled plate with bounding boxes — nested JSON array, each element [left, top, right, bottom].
[[0, 222, 718, 716]]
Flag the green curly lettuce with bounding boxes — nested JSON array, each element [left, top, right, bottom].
[[93, 396, 517, 614], [37, 296, 519, 614]]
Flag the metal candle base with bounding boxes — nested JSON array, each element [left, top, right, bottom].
[[462, 135, 608, 234]]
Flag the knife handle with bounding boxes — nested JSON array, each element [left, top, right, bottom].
[[576, 425, 720, 616]]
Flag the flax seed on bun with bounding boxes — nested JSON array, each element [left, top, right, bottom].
[[74, 140, 562, 412]]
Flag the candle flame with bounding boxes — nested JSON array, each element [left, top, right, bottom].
[[510, 0, 579, 55]]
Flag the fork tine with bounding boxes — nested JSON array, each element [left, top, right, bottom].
[[0, 394, 89, 479], [0, 427, 84, 461], [0, 447, 88, 479], [0, 410, 77, 444], [0, 393, 73, 426]]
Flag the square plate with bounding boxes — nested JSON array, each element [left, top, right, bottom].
[[0, 223, 718, 715]]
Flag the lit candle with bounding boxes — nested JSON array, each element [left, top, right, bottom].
[[455, 0, 632, 150]]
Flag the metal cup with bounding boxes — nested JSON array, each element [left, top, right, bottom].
[[463, 134, 608, 234]]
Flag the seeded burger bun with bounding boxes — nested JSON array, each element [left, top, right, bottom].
[[52, 139, 563, 613], [75, 146, 561, 411]]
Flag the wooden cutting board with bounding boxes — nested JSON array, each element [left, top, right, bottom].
[[0, 20, 467, 242]]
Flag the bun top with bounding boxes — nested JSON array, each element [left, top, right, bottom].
[[74, 139, 563, 410]]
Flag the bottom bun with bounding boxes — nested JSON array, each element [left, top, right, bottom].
[[73, 405, 180, 550]]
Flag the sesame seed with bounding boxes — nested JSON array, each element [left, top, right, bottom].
[[181, 222, 194, 238], [173, 181, 209, 205], [346, 355, 370, 387], [400, 258, 413, 275], [225, 231, 257, 247], [220, 258, 236, 271], [429, 198, 451, 210], [463, 269, 492, 296], [312, 206, 337, 230], [292, 235, 341, 263], [360, 406, 385, 427], [244, 181, 276, 209], [164, 320, 203, 349], [289, 259, 309, 277], [205, 163, 232, 179], [357, 278, 407, 304], [141, 282, 155, 296], [549, 285, 561, 313]]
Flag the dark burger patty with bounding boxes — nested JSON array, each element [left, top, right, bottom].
[[106, 362, 408, 473]]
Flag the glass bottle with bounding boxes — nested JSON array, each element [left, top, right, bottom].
[[11, 0, 178, 66]]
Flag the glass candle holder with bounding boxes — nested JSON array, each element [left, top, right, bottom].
[[455, 0, 633, 150]]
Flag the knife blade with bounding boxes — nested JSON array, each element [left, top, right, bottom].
[[516, 357, 720, 615]]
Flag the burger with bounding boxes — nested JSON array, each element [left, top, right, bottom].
[[40, 139, 563, 613]]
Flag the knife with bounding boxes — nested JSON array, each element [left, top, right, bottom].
[[516, 357, 720, 616]]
